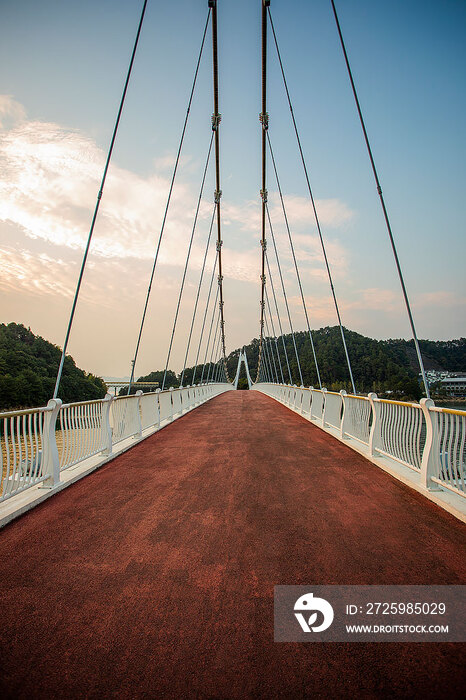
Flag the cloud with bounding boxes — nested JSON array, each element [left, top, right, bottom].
[[0, 97, 355, 290], [414, 291, 466, 309], [0, 96, 363, 373], [220, 193, 354, 234], [269, 194, 354, 229], [0, 95, 26, 128]]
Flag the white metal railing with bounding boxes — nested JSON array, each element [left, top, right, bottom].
[[0, 383, 232, 504], [370, 397, 424, 471], [140, 391, 160, 431], [252, 383, 466, 499], [310, 388, 325, 423], [323, 391, 343, 430], [111, 393, 142, 444], [59, 398, 110, 471], [341, 394, 372, 445], [424, 404, 466, 497], [0, 405, 51, 501]]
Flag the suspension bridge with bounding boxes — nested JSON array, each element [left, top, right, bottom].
[[0, 1, 465, 697]]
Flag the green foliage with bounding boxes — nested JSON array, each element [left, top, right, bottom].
[[226, 328, 466, 401], [0, 323, 107, 410], [120, 369, 179, 395]]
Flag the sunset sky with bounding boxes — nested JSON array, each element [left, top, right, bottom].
[[1, 0, 465, 381]]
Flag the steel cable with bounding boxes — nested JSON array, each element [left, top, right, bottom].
[[266, 204, 303, 385], [53, 0, 149, 399], [268, 6, 356, 394], [161, 132, 214, 390], [330, 0, 430, 397], [127, 8, 211, 393]]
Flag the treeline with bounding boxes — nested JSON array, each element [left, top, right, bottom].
[[225, 328, 466, 400], [127, 327, 465, 402], [0, 323, 106, 410]]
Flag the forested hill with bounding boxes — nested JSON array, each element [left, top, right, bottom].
[[225, 328, 466, 399], [133, 327, 465, 401], [0, 323, 106, 410]]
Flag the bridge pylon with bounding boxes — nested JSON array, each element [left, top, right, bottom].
[[233, 348, 253, 389]]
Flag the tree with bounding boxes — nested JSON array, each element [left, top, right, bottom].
[[0, 323, 107, 410]]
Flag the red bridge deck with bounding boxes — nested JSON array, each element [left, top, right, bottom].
[[0, 391, 465, 698]]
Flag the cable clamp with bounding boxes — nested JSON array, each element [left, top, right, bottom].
[[263, 0, 271, 6], [218, 274, 223, 284], [260, 188, 268, 203], [260, 274, 266, 284], [219, 300, 224, 308], [97, 190, 103, 200], [208, 1, 215, 9], [260, 238, 267, 251], [211, 113, 222, 131], [216, 239, 223, 251], [377, 185, 383, 196], [259, 112, 269, 130], [214, 189, 222, 203]]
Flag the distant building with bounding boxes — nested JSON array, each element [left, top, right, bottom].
[[440, 377, 466, 397]]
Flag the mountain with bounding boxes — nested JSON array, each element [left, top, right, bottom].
[[4, 322, 464, 409], [130, 328, 464, 401], [224, 328, 466, 400], [0, 323, 106, 410]]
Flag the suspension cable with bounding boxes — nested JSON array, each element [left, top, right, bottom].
[[265, 286, 285, 383], [267, 133, 324, 390], [206, 309, 221, 382], [329, 0, 430, 398], [52, 0, 148, 399], [266, 204, 303, 385], [264, 306, 278, 382], [264, 309, 279, 382], [200, 285, 220, 382], [126, 8, 211, 394], [268, 6, 356, 395], [261, 323, 273, 382], [210, 0, 230, 382], [255, 0, 270, 383], [265, 253, 292, 383], [212, 331, 222, 382], [192, 251, 218, 384], [180, 203, 217, 386], [161, 132, 214, 390]]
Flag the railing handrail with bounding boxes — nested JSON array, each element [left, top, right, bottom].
[[375, 398, 421, 408], [344, 393, 369, 401], [0, 405, 52, 418], [430, 406, 466, 416], [60, 397, 109, 409]]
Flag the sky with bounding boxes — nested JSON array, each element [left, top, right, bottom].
[[0, 0, 465, 381]]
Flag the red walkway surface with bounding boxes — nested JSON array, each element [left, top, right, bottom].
[[0, 391, 465, 698]]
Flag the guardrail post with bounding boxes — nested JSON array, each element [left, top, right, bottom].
[[134, 390, 143, 439], [339, 390, 348, 439], [368, 393, 379, 457], [321, 388, 328, 426], [101, 393, 113, 455], [420, 398, 441, 490], [41, 398, 62, 488], [155, 388, 161, 428], [169, 387, 174, 421]]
